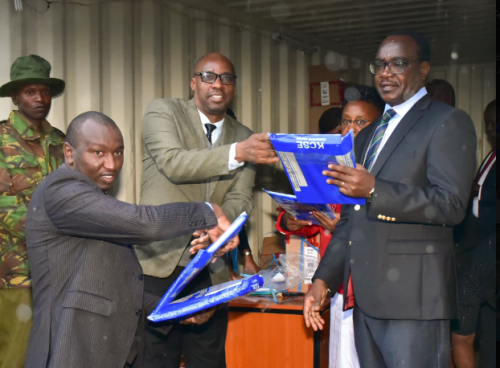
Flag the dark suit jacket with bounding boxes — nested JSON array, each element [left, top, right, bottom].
[[24, 164, 217, 368], [314, 95, 477, 320], [454, 154, 496, 270]]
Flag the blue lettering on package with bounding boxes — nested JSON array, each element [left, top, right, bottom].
[[149, 212, 250, 321], [263, 189, 336, 225], [148, 275, 264, 322], [269, 130, 365, 205]]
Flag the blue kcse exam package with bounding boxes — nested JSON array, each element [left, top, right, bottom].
[[263, 189, 336, 225], [269, 130, 365, 206], [148, 212, 264, 323]]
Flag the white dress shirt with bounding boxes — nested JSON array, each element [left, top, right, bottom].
[[369, 87, 428, 165], [197, 109, 245, 171], [473, 150, 496, 218]]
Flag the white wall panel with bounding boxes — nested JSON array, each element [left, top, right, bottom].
[[0, 0, 12, 114], [429, 62, 496, 165], [167, 3, 190, 100]]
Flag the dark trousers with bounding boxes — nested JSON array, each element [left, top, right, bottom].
[[353, 306, 450, 368], [476, 303, 496, 368], [143, 267, 228, 368]]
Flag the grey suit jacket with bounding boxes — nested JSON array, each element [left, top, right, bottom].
[[136, 98, 256, 278], [315, 96, 477, 320], [25, 164, 216, 368]]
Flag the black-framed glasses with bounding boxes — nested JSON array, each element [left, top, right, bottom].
[[194, 72, 237, 85], [369, 60, 419, 75], [341, 119, 370, 127]]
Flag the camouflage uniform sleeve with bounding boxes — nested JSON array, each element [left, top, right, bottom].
[[0, 149, 27, 239]]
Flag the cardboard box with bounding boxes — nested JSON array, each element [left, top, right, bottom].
[[286, 234, 321, 293], [310, 81, 343, 107], [308, 64, 362, 133], [259, 235, 286, 270]]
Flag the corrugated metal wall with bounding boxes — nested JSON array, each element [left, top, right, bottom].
[[428, 63, 496, 165], [0, 0, 320, 254], [0, 1, 494, 255]]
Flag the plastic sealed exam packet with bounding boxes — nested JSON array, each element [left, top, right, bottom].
[[150, 212, 248, 316], [263, 189, 336, 225], [148, 275, 264, 322], [269, 130, 365, 205]]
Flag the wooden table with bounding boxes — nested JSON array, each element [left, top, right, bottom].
[[226, 296, 330, 368]]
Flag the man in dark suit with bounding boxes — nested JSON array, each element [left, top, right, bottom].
[[303, 30, 477, 368], [24, 111, 238, 368], [451, 100, 496, 368]]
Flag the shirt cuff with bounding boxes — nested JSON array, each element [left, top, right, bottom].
[[228, 143, 245, 171], [205, 202, 214, 211]]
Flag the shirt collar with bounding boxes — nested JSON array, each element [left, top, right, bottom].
[[384, 87, 428, 119], [197, 109, 225, 130], [9, 110, 55, 141]]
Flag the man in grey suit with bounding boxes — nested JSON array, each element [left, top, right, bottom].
[[24, 111, 238, 368], [137, 52, 278, 368], [303, 30, 477, 368]]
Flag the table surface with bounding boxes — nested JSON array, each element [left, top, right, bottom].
[[229, 295, 330, 312], [226, 296, 331, 368]]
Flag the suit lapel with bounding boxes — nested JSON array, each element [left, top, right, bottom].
[[176, 100, 206, 201], [208, 115, 237, 200], [186, 99, 208, 148], [370, 95, 432, 177]]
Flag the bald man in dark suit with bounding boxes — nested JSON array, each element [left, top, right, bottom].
[[24, 112, 237, 368]]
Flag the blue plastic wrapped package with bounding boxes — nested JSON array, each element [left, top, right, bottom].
[[148, 275, 264, 322], [269, 130, 365, 205], [149, 212, 248, 318], [263, 189, 336, 225]]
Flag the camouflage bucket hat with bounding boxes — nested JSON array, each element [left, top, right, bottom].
[[0, 55, 65, 98]]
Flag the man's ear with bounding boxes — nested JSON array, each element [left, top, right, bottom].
[[11, 93, 19, 106], [420, 61, 431, 81], [190, 77, 196, 92], [63, 142, 75, 166]]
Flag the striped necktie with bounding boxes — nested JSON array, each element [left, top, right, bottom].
[[364, 109, 396, 172], [205, 123, 217, 144]]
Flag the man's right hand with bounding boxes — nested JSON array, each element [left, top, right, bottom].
[[235, 133, 279, 165], [303, 279, 328, 331], [190, 204, 239, 257], [281, 211, 311, 232]]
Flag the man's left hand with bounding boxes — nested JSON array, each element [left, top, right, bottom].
[[323, 164, 375, 198]]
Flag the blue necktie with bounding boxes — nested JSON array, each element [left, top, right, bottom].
[[205, 124, 217, 144], [363, 109, 396, 172]]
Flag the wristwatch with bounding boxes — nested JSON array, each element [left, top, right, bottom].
[[367, 187, 375, 202]]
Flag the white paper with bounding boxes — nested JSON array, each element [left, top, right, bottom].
[[320, 81, 330, 106]]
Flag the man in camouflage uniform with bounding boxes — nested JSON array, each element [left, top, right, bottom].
[[0, 55, 65, 368]]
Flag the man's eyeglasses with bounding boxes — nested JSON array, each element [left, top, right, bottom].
[[369, 60, 419, 75], [341, 119, 370, 127], [194, 72, 237, 85]]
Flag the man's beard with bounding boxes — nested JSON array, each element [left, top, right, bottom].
[[201, 100, 227, 116]]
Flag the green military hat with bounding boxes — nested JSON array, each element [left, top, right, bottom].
[[0, 55, 65, 98]]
